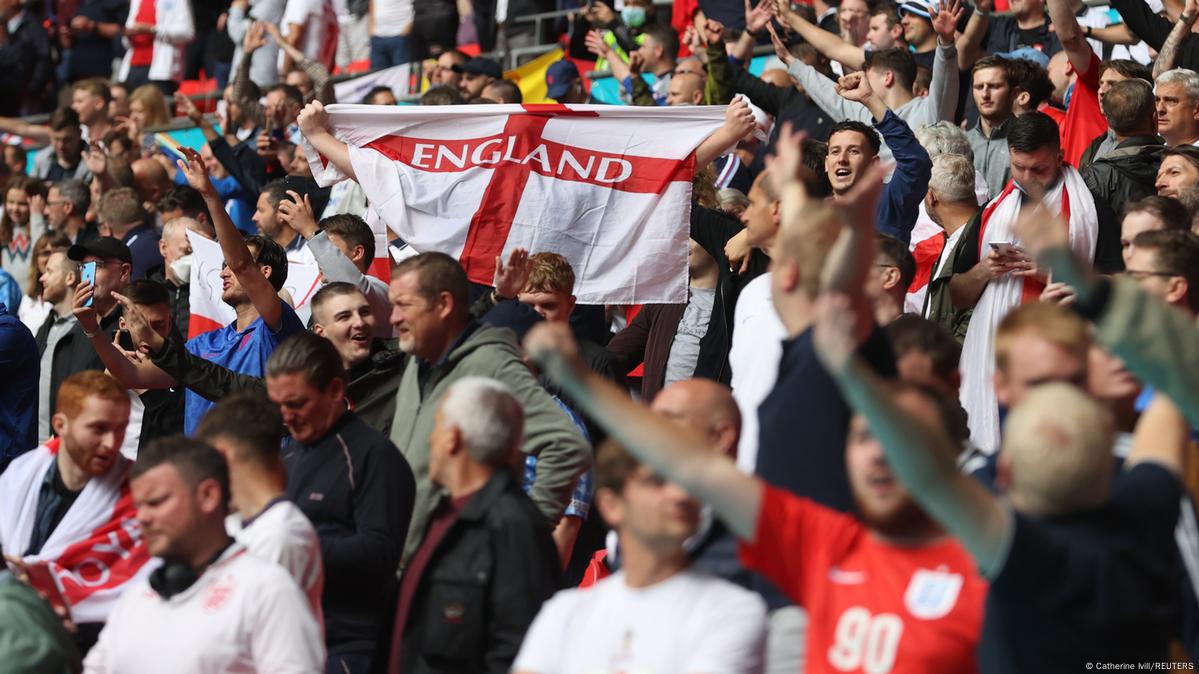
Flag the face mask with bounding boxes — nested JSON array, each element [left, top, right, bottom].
[[170, 254, 192, 283], [622, 7, 647, 28]]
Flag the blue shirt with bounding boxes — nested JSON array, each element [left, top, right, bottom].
[[0, 302, 38, 470], [182, 302, 304, 434]]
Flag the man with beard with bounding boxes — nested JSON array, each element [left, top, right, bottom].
[[0, 372, 152, 649]]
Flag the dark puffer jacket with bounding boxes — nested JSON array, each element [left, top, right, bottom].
[[1081, 136, 1164, 274]]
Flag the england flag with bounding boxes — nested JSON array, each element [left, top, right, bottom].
[[302, 104, 727, 304]]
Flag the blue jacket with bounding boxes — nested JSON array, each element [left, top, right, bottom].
[[873, 110, 932, 246], [0, 302, 37, 472]]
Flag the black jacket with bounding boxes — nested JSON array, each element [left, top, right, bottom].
[[283, 411, 416, 657], [397, 469, 560, 674], [34, 311, 119, 420], [1081, 136, 1164, 274], [347, 339, 406, 435]]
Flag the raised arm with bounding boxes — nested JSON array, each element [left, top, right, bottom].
[[811, 293, 1013, 575], [1046, 0, 1093, 74], [0, 117, 50, 144], [297, 101, 356, 182], [1153, 0, 1199, 78], [177, 147, 284, 331], [695, 97, 756, 168], [929, 0, 964, 122], [72, 285, 177, 390], [956, 0, 991, 70], [772, 0, 866, 69], [1127, 394, 1189, 476], [526, 323, 763, 540]]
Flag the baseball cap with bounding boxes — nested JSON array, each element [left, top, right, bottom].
[[997, 46, 1050, 69], [68, 236, 132, 264], [546, 60, 581, 101], [898, 1, 934, 20], [453, 57, 503, 79]]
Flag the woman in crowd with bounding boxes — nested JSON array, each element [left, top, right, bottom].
[[0, 176, 48, 297]]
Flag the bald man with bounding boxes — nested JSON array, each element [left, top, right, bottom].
[[667, 73, 706, 106], [649, 379, 749, 586], [760, 69, 797, 90], [131, 158, 171, 212]]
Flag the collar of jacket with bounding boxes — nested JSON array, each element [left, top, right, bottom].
[[973, 116, 1012, 140], [456, 469, 518, 523]]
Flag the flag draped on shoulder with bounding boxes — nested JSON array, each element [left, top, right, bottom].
[[0, 439, 154, 624], [302, 104, 727, 304]]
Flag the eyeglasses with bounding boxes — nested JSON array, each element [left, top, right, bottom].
[[1122, 269, 1179, 280]]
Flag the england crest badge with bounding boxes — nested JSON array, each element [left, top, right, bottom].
[[903, 566, 963, 620]]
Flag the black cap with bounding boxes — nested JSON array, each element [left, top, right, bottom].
[[68, 236, 132, 264], [453, 57, 503, 79]]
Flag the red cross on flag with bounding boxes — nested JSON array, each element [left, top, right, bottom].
[[302, 103, 727, 304]]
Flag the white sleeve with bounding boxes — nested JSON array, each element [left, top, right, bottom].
[[511, 590, 576, 674], [681, 586, 768, 674], [281, 0, 311, 32], [250, 571, 326, 674]]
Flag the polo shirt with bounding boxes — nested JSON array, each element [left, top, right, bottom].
[[182, 303, 304, 434]]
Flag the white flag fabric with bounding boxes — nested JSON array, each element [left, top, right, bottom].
[[333, 64, 413, 104], [185, 231, 322, 338], [302, 103, 726, 304], [0, 441, 155, 624]]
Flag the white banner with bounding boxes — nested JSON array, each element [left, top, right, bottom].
[[333, 64, 414, 104], [302, 103, 725, 304], [186, 231, 322, 337]]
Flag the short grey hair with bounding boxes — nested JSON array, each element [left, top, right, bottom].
[[928, 154, 977, 204], [1156, 68, 1199, 103], [440, 377, 524, 468], [915, 122, 974, 162], [54, 179, 90, 213], [163, 216, 213, 241]]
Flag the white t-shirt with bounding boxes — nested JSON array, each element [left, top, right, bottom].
[[280, 0, 338, 68], [83, 544, 325, 674], [372, 0, 412, 37], [226, 499, 324, 620], [513, 569, 767, 674], [728, 273, 785, 474]]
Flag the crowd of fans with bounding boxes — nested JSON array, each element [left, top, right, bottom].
[[2, 0, 1199, 672]]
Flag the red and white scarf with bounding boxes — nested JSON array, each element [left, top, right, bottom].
[[959, 166, 1098, 453], [0, 439, 154, 623]]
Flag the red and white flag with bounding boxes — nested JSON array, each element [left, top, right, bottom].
[[302, 104, 726, 304], [0, 439, 155, 624], [185, 231, 323, 339]]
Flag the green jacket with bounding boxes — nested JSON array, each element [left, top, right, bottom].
[[924, 212, 981, 343], [1091, 278, 1199, 424], [390, 323, 593, 563], [0, 576, 80, 674]]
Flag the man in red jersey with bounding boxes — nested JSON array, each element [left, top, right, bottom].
[[525, 319, 987, 674]]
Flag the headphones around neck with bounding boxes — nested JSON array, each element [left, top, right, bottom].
[[149, 540, 233, 600]]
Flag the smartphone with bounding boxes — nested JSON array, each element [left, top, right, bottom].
[[80, 261, 97, 307], [24, 563, 71, 617], [117, 329, 135, 351], [988, 242, 1022, 257]]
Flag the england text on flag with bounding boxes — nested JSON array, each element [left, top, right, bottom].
[[302, 104, 726, 304]]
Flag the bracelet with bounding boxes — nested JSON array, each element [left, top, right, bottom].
[[1085, 25, 1093, 38], [83, 328, 99, 339], [1183, 14, 1193, 23]]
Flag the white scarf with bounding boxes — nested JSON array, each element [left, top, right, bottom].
[[0, 441, 154, 623], [958, 167, 1098, 454]]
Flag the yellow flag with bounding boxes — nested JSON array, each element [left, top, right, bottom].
[[504, 48, 565, 104]]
